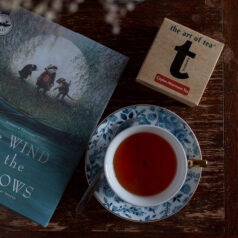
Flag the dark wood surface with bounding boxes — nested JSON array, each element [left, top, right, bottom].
[[0, 0, 237, 237]]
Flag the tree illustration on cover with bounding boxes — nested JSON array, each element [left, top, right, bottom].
[[0, 7, 127, 140], [11, 35, 89, 104]]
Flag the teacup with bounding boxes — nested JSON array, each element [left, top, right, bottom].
[[104, 125, 200, 207]]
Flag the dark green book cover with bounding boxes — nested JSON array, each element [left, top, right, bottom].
[[0, 7, 128, 226]]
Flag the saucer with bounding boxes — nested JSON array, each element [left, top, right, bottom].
[[85, 104, 202, 222]]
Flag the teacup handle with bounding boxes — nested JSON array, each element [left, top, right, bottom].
[[188, 158, 208, 168]]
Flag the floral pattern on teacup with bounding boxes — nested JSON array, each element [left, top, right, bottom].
[[85, 104, 202, 222]]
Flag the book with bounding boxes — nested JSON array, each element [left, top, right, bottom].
[[136, 18, 224, 107], [0, 7, 128, 226]]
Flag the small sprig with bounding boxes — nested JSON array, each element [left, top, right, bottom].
[[0, 0, 144, 34], [101, 0, 143, 34]]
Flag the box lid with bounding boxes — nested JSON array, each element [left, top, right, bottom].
[[136, 18, 224, 107]]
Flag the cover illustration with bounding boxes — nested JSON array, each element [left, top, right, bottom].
[[0, 7, 128, 226]]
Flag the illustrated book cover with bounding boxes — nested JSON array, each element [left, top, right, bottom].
[[136, 18, 224, 107], [0, 7, 128, 226]]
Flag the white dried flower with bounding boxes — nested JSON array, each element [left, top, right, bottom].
[[68, 2, 79, 13], [21, 0, 33, 8], [0, 0, 144, 34], [34, 2, 48, 15], [45, 10, 56, 20], [100, 0, 143, 34], [126, 2, 135, 11], [52, 0, 63, 12], [112, 25, 120, 34]]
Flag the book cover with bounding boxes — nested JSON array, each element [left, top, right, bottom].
[[136, 18, 224, 107], [0, 7, 128, 226]]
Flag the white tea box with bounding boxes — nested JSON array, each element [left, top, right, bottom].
[[136, 18, 224, 107]]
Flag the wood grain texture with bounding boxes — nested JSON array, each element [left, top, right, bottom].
[[0, 0, 237, 237], [223, 0, 238, 235]]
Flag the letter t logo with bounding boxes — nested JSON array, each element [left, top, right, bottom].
[[170, 40, 196, 79]]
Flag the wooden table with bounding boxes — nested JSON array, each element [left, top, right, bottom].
[[1, 0, 237, 237]]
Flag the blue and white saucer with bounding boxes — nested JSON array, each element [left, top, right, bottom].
[[85, 105, 202, 222]]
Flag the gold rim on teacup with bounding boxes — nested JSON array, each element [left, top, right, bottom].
[[104, 125, 204, 207]]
